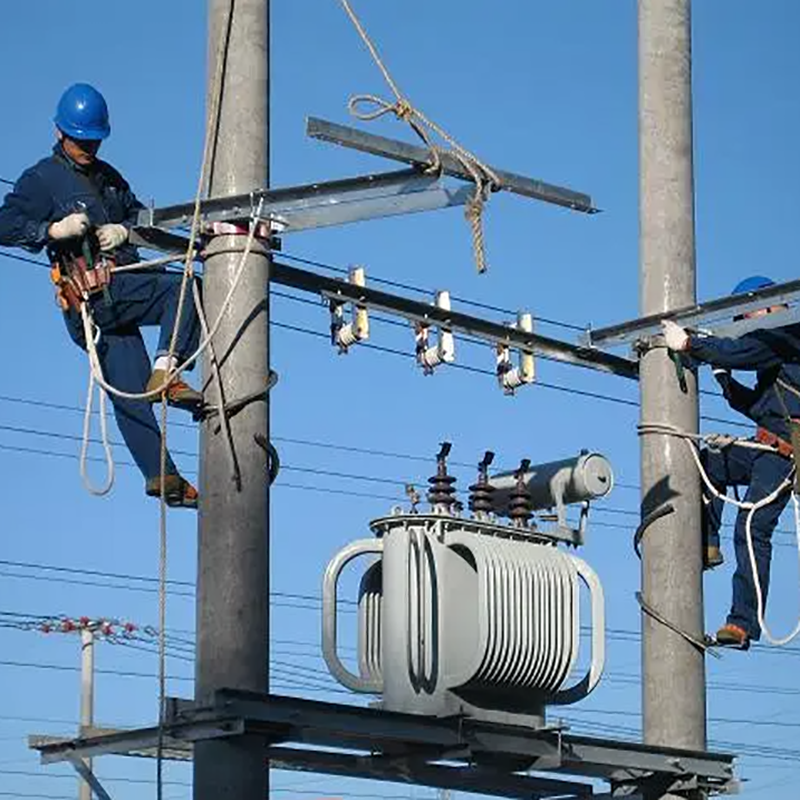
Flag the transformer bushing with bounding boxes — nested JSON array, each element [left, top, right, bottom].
[[322, 446, 613, 728]]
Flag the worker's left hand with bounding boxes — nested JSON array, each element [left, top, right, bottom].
[[661, 319, 689, 351], [96, 223, 129, 252]]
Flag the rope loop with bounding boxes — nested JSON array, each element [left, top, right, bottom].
[[339, 0, 501, 273]]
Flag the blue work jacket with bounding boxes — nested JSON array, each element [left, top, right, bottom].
[[0, 143, 142, 266], [689, 324, 800, 441]]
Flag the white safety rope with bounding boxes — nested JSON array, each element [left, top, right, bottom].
[[639, 422, 800, 646], [78, 319, 114, 496]]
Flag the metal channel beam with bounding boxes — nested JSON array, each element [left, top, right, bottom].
[[264, 747, 594, 799], [186, 691, 734, 784], [588, 277, 800, 347], [307, 117, 598, 214], [138, 169, 472, 232], [29, 719, 245, 764], [271, 261, 638, 378], [29, 693, 735, 791]]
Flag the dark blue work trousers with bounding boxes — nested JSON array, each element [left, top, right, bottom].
[[702, 445, 793, 640], [64, 271, 201, 482]]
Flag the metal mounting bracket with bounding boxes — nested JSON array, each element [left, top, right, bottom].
[[307, 117, 599, 213], [137, 168, 473, 233], [586, 276, 800, 349]]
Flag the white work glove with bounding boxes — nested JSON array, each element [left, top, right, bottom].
[[48, 212, 90, 240], [661, 319, 690, 351], [96, 223, 129, 252]]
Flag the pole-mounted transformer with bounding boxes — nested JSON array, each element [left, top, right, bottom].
[[322, 443, 613, 727]]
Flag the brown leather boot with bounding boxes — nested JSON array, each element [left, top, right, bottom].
[[145, 474, 199, 509], [146, 369, 203, 411], [704, 545, 724, 570], [715, 623, 750, 650]]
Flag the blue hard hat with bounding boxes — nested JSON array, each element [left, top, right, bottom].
[[731, 275, 775, 295], [54, 83, 110, 141]]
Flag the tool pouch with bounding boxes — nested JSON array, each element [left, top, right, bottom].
[[48, 234, 113, 312], [790, 418, 800, 493]]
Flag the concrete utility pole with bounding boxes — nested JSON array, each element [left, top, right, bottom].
[[638, 0, 706, 779], [79, 627, 94, 800], [194, 1, 271, 799]]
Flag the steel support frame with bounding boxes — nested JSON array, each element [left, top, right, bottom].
[[29, 691, 736, 799]]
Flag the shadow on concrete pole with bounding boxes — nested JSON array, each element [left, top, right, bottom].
[[194, 1, 271, 799], [638, 0, 707, 790]]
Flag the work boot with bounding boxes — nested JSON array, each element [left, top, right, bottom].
[[146, 369, 203, 412], [715, 623, 750, 650], [145, 474, 199, 510], [704, 545, 724, 571]]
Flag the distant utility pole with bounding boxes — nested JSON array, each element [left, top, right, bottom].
[[79, 626, 94, 800], [194, 1, 271, 799], [638, 0, 707, 783]]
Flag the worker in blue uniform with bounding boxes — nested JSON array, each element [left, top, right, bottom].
[[662, 276, 800, 649], [0, 83, 202, 509]]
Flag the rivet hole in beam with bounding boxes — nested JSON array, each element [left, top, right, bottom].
[[306, 117, 599, 214]]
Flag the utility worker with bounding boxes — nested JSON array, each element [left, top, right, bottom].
[[0, 83, 202, 509], [662, 275, 800, 649]]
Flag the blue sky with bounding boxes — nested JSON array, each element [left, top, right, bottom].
[[1, 1, 800, 798]]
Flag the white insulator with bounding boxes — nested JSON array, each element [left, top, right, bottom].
[[415, 290, 455, 374], [497, 312, 535, 394], [336, 322, 361, 349], [517, 311, 535, 384], [331, 266, 369, 353]]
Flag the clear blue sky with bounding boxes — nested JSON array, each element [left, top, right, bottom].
[[1, 1, 800, 798]]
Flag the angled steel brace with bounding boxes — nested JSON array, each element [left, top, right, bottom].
[[307, 117, 598, 213], [587, 276, 800, 348], [67, 754, 114, 800], [137, 168, 472, 232]]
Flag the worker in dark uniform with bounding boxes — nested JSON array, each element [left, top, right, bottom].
[[662, 275, 800, 649], [0, 83, 201, 508]]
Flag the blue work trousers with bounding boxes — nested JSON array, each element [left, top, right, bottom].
[[64, 271, 201, 482], [702, 445, 793, 640]]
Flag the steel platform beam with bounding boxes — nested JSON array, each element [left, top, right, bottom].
[[307, 117, 598, 214], [587, 277, 800, 348], [29, 692, 736, 798], [137, 168, 473, 232]]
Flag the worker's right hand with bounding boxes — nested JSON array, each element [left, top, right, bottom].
[[661, 319, 690, 351], [48, 212, 90, 240]]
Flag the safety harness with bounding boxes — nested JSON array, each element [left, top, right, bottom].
[[48, 231, 113, 312]]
